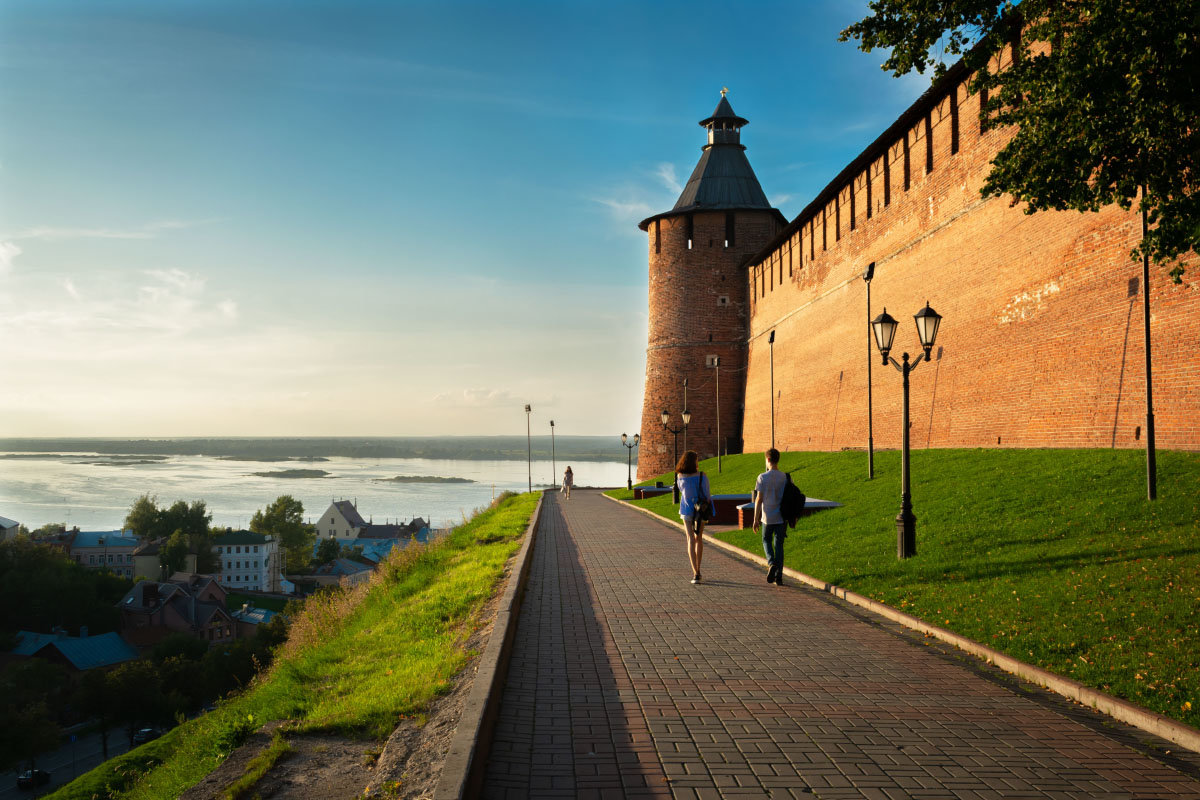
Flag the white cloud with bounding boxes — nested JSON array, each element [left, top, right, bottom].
[[592, 196, 653, 222], [217, 299, 238, 319], [431, 388, 520, 408], [59, 277, 81, 300], [771, 193, 794, 207], [0, 241, 20, 274], [654, 162, 683, 195], [7, 219, 218, 242]]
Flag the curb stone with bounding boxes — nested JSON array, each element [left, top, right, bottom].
[[603, 492, 1200, 757], [432, 491, 545, 800]]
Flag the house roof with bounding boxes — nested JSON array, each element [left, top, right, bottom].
[[316, 558, 374, 577], [331, 501, 367, 528], [14, 630, 138, 670], [232, 606, 279, 625], [212, 530, 272, 546], [118, 580, 185, 613], [73, 530, 139, 549], [0, 516, 18, 529]]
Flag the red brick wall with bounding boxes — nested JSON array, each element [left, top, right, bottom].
[[638, 210, 782, 478], [743, 80, 1199, 455]]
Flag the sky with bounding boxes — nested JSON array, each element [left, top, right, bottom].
[[0, 0, 932, 438]]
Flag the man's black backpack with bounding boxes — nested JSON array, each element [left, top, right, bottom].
[[780, 472, 806, 529]]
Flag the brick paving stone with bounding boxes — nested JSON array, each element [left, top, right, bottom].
[[481, 492, 1200, 798]]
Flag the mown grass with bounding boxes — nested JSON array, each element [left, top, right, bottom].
[[608, 449, 1200, 728], [48, 492, 540, 800]]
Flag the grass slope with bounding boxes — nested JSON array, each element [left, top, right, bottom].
[[49, 492, 540, 800], [608, 449, 1200, 728]]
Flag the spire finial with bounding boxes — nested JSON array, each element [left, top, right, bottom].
[[721, 86, 729, 97]]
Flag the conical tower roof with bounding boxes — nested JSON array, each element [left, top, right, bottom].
[[640, 91, 782, 230]]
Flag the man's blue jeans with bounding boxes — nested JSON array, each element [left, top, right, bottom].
[[762, 522, 787, 570]]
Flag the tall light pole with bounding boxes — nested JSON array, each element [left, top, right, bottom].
[[682, 378, 689, 452], [1140, 187, 1157, 500], [621, 433, 640, 490], [714, 356, 722, 473], [871, 302, 943, 559], [524, 404, 532, 493], [549, 420, 556, 488], [768, 330, 776, 448], [661, 409, 691, 503], [863, 262, 876, 479]]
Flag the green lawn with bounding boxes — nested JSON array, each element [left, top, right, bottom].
[[609, 449, 1200, 728], [49, 492, 540, 800], [224, 592, 289, 613]]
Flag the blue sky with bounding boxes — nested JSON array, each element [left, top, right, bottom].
[[0, 0, 930, 437]]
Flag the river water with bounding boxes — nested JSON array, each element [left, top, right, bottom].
[[0, 453, 631, 531]]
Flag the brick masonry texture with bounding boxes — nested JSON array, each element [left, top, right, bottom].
[[741, 78, 1199, 455], [481, 491, 1200, 798], [639, 210, 784, 479]]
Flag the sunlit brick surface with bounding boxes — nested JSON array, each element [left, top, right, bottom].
[[482, 491, 1200, 798]]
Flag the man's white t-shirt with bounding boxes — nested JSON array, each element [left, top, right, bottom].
[[755, 468, 788, 525]]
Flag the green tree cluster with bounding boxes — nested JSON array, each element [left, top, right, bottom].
[[0, 538, 130, 637], [124, 495, 219, 573], [841, 0, 1198, 278], [250, 495, 317, 574]]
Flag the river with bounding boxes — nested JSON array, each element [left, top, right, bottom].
[[0, 452, 631, 531]]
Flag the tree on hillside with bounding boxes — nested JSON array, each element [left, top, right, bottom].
[[124, 496, 218, 572], [0, 538, 127, 635], [315, 536, 340, 565], [160, 530, 192, 577], [840, 0, 1199, 278], [251, 495, 316, 573]]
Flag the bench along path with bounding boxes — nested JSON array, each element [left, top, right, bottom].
[[482, 491, 1200, 799]]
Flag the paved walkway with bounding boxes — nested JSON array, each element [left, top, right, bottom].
[[482, 491, 1200, 799]]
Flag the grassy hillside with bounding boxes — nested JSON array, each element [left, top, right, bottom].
[[49, 492, 540, 800], [609, 448, 1200, 728]]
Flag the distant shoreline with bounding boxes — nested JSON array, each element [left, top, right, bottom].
[[250, 469, 330, 479], [0, 436, 636, 463], [375, 475, 474, 484]]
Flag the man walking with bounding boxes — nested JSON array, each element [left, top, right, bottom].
[[752, 448, 788, 585]]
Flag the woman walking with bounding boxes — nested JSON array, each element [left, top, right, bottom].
[[675, 450, 710, 584], [561, 466, 574, 499]]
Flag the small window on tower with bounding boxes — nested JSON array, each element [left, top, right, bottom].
[[717, 295, 730, 306], [705, 355, 719, 367]]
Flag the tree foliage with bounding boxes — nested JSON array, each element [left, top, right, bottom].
[[124, 495, 218, 573], [251, 495, 317, 573], [0, 538, 129, 636], [315, 536, 340, 565], [841, 0, 1199, 279]]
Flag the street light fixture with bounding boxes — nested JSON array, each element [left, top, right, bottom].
[[621, 433, 640, 490], [524, 404, 532, 494], [662, 409, 690, 502], [550, 420, 556, 488], [682, 378, 689, 452], [713, 356, 723, 473], [870, 302, 943, 559]]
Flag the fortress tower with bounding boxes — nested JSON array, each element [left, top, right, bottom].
[[637, 92, 785, 479]]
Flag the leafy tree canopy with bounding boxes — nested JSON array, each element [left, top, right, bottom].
[[251, 495, 317, 573], [841, 0, 1199, 278]]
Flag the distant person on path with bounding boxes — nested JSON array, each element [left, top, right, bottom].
[[561, 466, 573, 499], [752, 448, 788, 586], [675, 450, 711, 584]]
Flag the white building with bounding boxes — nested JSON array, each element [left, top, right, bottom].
[[211, 530, 281, 593]]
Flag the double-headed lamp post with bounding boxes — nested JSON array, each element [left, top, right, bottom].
[[524, 404, 532, 493], [621, 433, 640, 490], [871, 302, 943, 559], [550, 420, 556, 487], [661, 409, 691, 502]]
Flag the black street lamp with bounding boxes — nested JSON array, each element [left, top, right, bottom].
[[550, 420, 556, 488], [682, 378, 689, 452], [768, 330, 776, 448], [713, 356, 723, 473], [871, 302, 943, 559], [862, 262, 876, 480], [524, 404, 532, 494], [621, 433, 640, 490], [661, 408, 691, 502]]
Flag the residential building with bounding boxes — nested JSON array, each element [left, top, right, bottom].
[[0, 515, 19, 542], [69, 530, 141, 579], [211, 530, 281, 592], [316, 500, 429, 540], [12, 629, 138, 671], [130, 538, 198, 582], [117, 574, 234, 648], [230, 603, 281, 638]]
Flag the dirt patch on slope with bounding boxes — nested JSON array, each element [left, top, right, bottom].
[[181, 585, 502, 800]]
